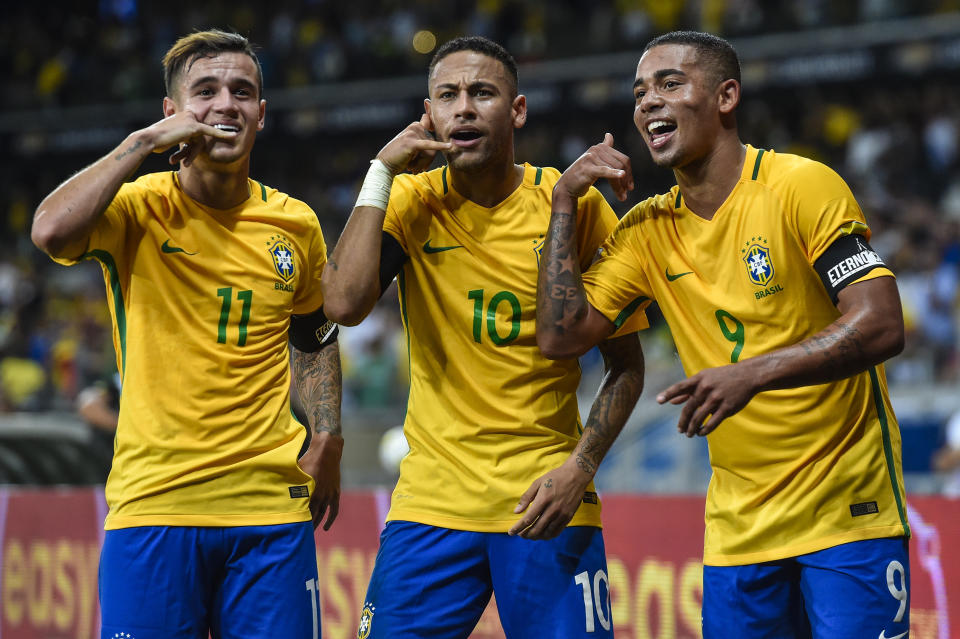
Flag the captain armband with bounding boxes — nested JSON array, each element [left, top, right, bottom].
[[289, 306, 339, 352], [813, 234, 887, 305]]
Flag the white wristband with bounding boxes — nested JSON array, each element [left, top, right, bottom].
[[355, 159, 394, 211]]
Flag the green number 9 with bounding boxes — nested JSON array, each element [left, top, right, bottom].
[[715, 309, 744, 363]]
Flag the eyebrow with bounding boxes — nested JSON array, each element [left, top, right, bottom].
[[633, 68, 686, 89], [188, 76, 257, 91], [434, 80, 498, 92]]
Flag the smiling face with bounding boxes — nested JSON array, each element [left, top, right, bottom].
[[164, 52, 265, 169], [633, 44, 735, 169], [424, 50, 526, 173]]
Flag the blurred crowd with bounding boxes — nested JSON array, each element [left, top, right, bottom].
[[2, 1, 960, 419]]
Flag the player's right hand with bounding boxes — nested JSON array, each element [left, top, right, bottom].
[[141, 109, 237, 167], [555, 133, 634, 203], [377, 113, 454, 175]]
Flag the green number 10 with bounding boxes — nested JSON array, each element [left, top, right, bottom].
[[468, 289, 522, 346], [715, 309, 744, 363], [217, 287, 253, 346]]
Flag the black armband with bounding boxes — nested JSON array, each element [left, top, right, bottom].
[[289, 306, 338, 352], [813, 234, 887, 304]]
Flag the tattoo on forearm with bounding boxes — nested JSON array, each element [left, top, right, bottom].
[[577, 337, 644, 476], [292, 343, 343, 436], [115, 140, 143, 161], [539, 211, 589, 334], [800, 320, 867, 376]]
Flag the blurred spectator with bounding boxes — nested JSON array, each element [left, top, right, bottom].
[[933, 410, 960, 497]]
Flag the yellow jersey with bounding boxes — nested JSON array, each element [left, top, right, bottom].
[[54, 171, 327, 529], [382, 163, 647, 532], [582, 146, 909, 565]]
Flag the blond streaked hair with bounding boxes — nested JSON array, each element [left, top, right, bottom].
[[162, 29, 263, 98]]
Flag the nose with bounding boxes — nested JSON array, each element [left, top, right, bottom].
[[212, 86, 239, 114], [453, 91, 476, 119], [638, 89, 663, 114]]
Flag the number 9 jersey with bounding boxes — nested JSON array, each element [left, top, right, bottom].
[[381, 163, 647, 532], [53, 171, 328, 530], [582, 145, 910, 566]]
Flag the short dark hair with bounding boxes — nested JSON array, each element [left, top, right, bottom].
[[429, 36, 518, 96], [644, 31, 740, 86], [162, 29, 263, 98]]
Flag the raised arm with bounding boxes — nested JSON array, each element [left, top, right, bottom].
[[31, 109, 236, 260], [322, 114, 452, 325], [291, 340, 343, 531], [659, 275, 905, 437], [510, 332, 645, 539], [536, 134, 634, 359]]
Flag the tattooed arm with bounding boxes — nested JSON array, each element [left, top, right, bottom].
[[659, 275, 904, 438], [32, 110, 235, 259], [509, 332, 644, 540], [536, 134, 633, 360], [291, 341, 344, 530]]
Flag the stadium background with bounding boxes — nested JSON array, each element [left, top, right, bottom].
[[1, 1, 959, 637]]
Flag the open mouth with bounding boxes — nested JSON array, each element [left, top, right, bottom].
[[214, 124, 240, 133], [646, 120, 676, 149], [450, 130, 482, 147]]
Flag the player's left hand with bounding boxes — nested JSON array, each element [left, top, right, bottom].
[[657, 363, 759, 437], [297, 430, 343, 530], [508, 460, 592, 540]]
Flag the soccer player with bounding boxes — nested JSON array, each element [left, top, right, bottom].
[[31, 30, 341, 639], [321, 36, 645, 638], [537, 31, 910, 638]]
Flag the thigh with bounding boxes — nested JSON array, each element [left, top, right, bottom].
[[489, 526, 613, 639], [358, 521, 492, 639], [212, 522, 320, 639], [702, 560, 810, 639], [799, 537, 910, 639], [99, 527, 213, 639]]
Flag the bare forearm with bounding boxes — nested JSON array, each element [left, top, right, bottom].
[[291, 342, 342, 436], [745, 314, 901, 393], [573, 335, 644, 475], [322, 206, 387, 325], [32, 131, 153, 258], [537, 192, 592, 356]]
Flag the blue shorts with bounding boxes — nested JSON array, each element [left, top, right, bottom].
[[702, 537, 910, 639], [358, 521, 613, 639], [99, 523, 320, 639]]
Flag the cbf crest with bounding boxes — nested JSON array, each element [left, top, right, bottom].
[[267, 234, 295, 282], [741, 236, 774, 286], [357, 602, 375, 639]]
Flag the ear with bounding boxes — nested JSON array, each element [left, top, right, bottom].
[[717, 78, 740, 115], [512, 94, 527, 129], [257, 99, 266, 131], [423, 98, 434, 132], [162, 96, 177, 118]]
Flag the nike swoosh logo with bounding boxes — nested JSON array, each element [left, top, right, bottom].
[[423, 239, 463, 254], [161, 239, 196, 255], [665, 268, 693, 281], [878, 631, 908, 639]]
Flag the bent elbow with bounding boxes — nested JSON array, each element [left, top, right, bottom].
[[536, 332, 586, 361], [31, 215, 63, 257], [321, 294, 371, 327]]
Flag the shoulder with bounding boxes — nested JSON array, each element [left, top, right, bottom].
[[759, 149, 852, 195], [393, 166, 448, 198], [255, 179, 319, 221], [618, 191, 676, 230], [118, 171, 175, 198]]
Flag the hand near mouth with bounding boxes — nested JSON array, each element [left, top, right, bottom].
[[377, 113, 455, 175], [555, 133, 635, 203], [141, 108, 239, 167]]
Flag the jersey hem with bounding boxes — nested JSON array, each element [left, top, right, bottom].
[[702, 523, 908, 566], [385, 508, 603, 532], [104, 511, 311, 530]]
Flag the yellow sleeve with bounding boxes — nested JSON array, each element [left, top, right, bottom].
[[292, 203, 328, 315], [783, 159, 870, 264], [581, 204, 654, 330], [51, 181, 141, 267], [383, 175, 414, 252]]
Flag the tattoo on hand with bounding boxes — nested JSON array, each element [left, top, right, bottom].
[[545, 478, 553, 488]]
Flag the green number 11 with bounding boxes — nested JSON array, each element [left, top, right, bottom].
[[217, 287, 253, 346], [715, 309, 744, 363]]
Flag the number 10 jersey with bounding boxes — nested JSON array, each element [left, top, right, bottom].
[[382, 163, 646, 532]]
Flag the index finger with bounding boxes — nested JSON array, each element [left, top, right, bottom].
[[196, 123, 238, 140], [657, 378, 695, 404], [322, 496, 340, 531], [508, 497, 546, 536]]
